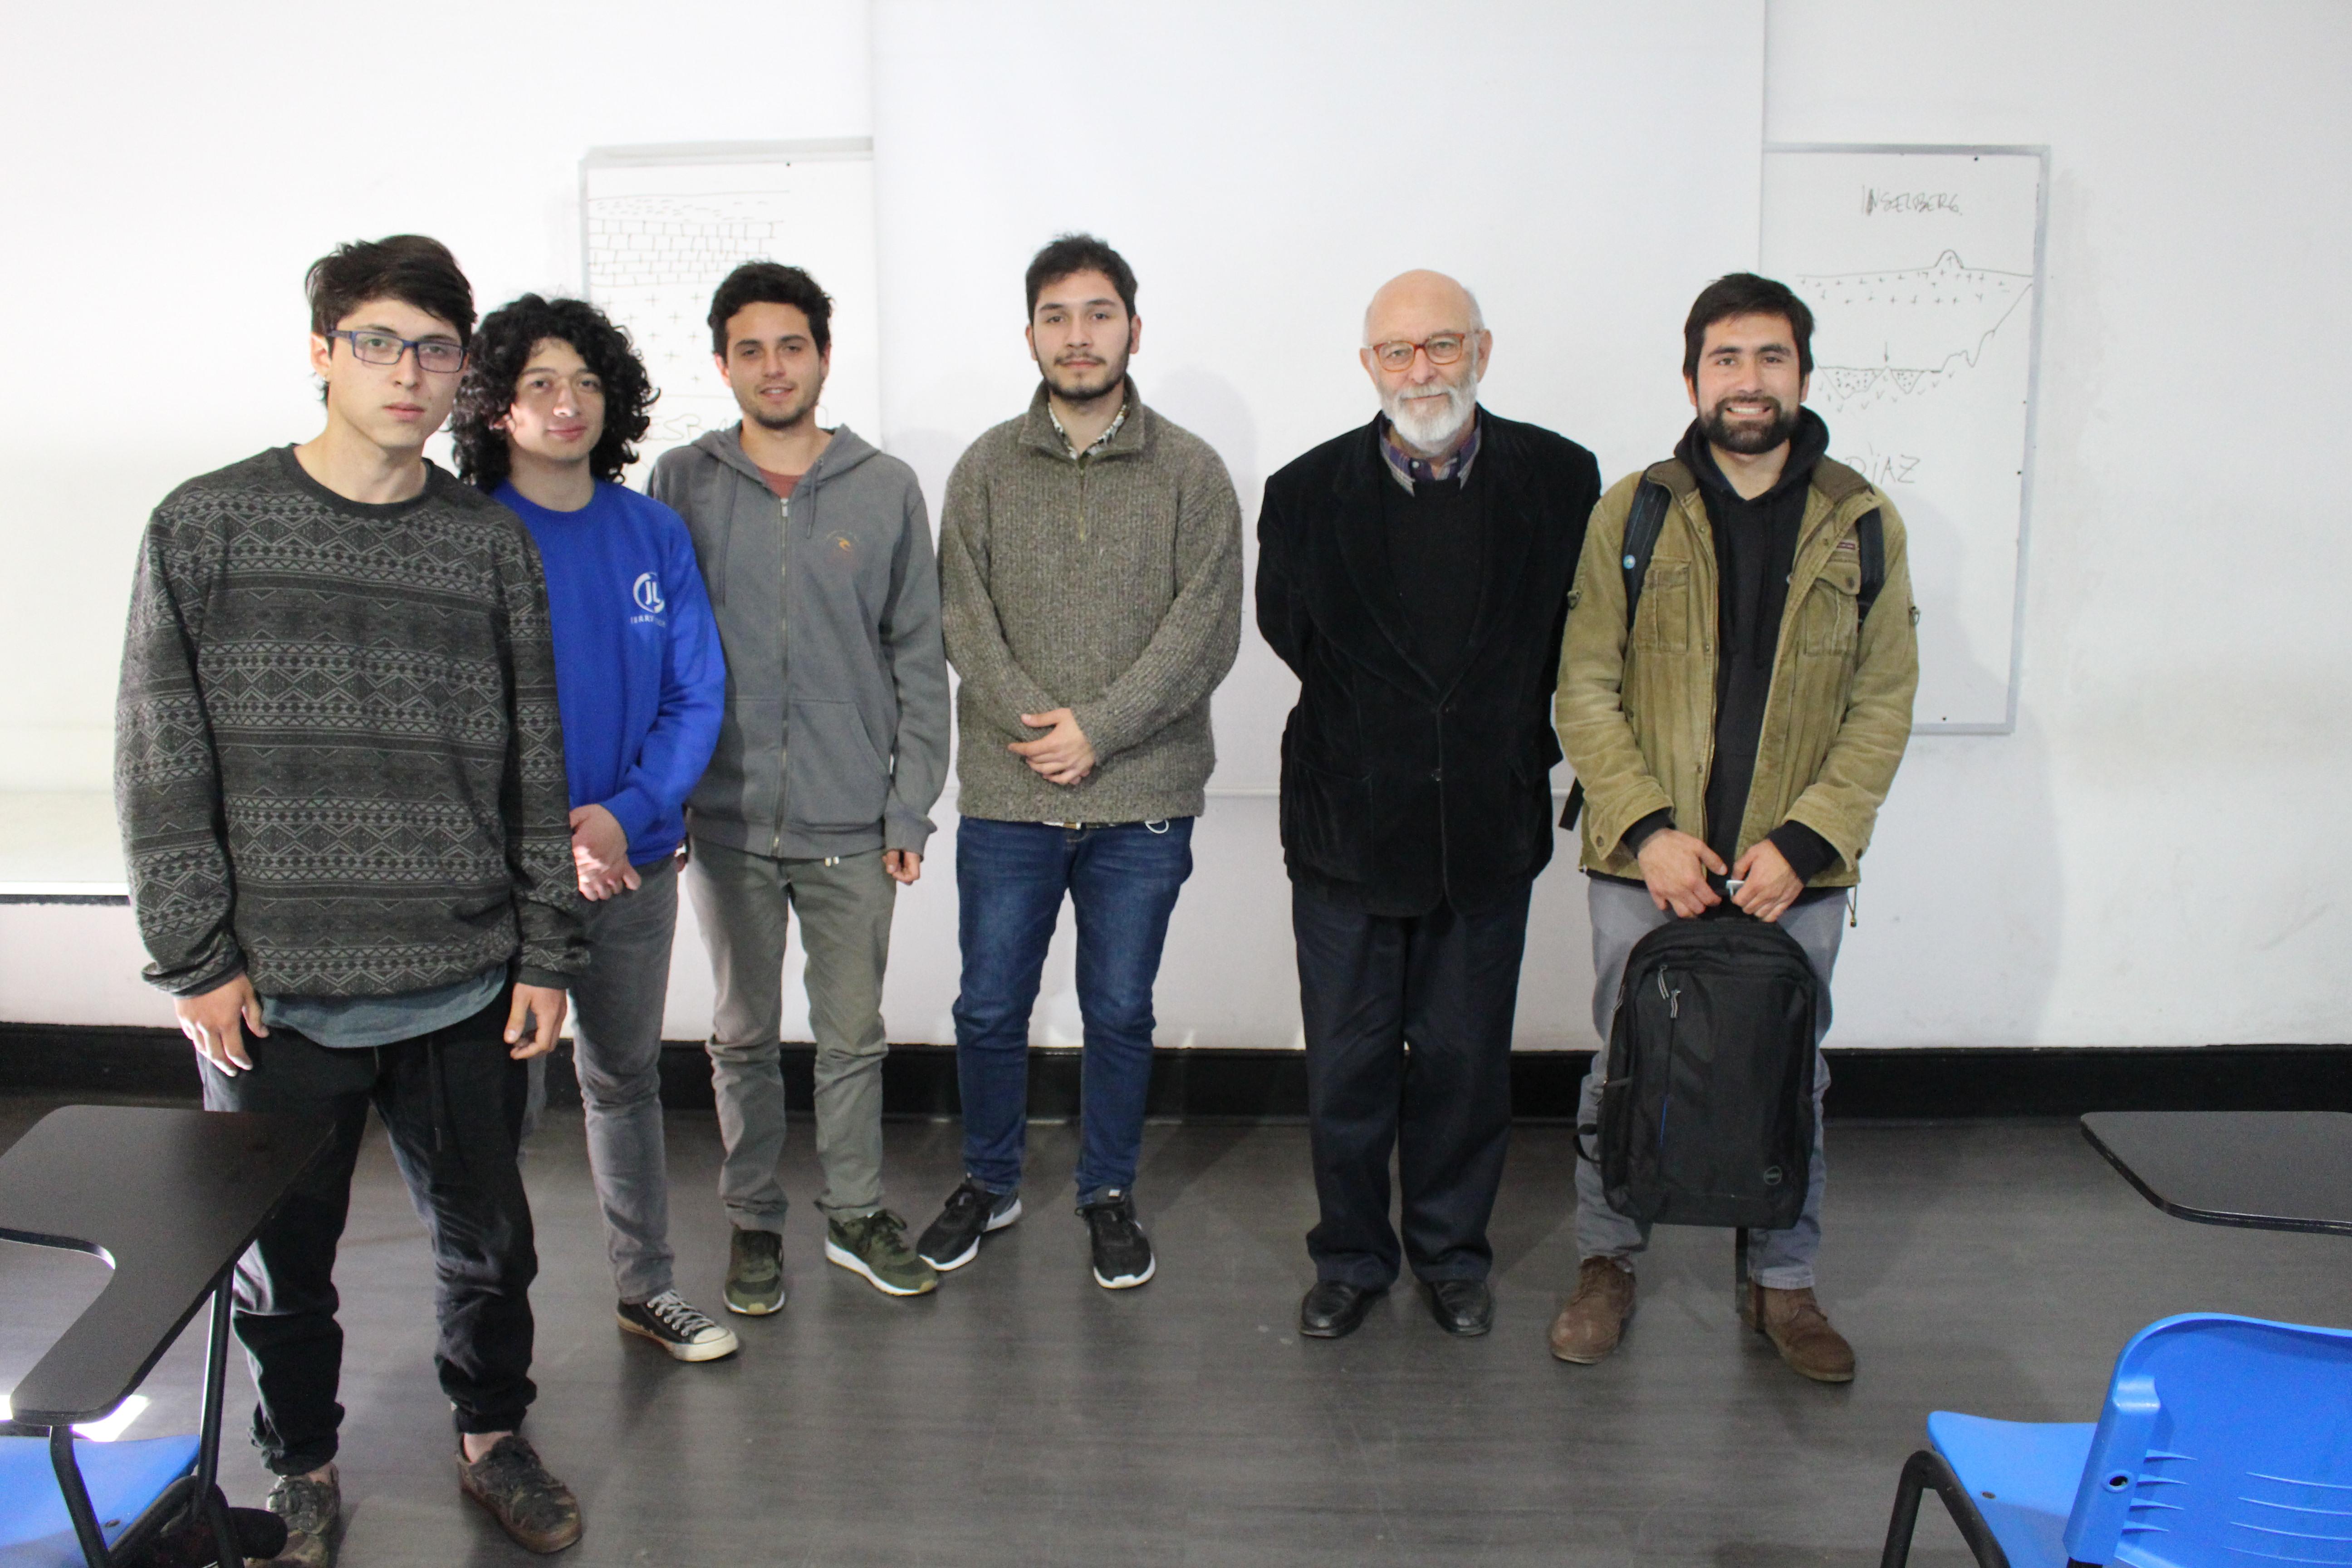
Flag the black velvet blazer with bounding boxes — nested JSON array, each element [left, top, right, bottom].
[[1255, 412, 1601, 916]]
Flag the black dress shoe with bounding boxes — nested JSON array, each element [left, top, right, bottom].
[[1425, 1278, 1494, 1336], [1299, 1280, 1384, 1339]]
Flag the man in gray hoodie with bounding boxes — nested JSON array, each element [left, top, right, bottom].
[[648, 262, 951, 1308]]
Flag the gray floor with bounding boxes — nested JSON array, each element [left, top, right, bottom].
[[3, 1096, 2346, 1567]]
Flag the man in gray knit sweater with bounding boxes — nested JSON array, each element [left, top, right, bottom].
[[919, 235, 1242, 1290], [115, 236, 585, 1562]]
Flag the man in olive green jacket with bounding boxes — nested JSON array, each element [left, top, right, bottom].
[[1550, 274, 1918, 1383]]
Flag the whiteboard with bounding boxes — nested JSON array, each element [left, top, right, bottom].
[[1762, 145, 2048, 732], [580, 142, 883, 480]]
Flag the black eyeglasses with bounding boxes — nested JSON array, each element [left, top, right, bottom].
[[324, 328, 466, 374], [1369, 334, 1472, 372]]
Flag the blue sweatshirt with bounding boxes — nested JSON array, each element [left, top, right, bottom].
[[499, 480, 726, 865]]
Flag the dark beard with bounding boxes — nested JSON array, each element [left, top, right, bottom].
[[1041, 353, 1126, 404], [1700, 397, 1799, 455]]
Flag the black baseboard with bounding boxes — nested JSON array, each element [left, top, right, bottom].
[[3, 1025, 2348, 1121]]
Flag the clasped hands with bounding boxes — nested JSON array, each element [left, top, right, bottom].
[[1636, 828, 1806, 923], [1010, 707, 1096, 787]]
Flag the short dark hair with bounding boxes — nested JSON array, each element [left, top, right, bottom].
[[306, 235, 475, 347], [1024, 233, 1137, 320], [707, 262, 832, 357], [450, 295, 657, 492], [1682, 273, 1814, 381]]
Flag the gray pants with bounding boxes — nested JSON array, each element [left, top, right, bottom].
[[1574, 878, 1843, 1289], [687, 839, 896, 1228], [572, 856, 685, 1303]]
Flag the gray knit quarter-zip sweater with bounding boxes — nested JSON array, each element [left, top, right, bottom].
[[649, 424, 950, 860], [941, 381, 1243, 823]]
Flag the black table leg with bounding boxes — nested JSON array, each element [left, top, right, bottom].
[[196, 1274, 240, 1566]]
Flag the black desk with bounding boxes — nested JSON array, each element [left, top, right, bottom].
[[0, 1105, 331, 1565], [2080, 1110, 2352, 1236]]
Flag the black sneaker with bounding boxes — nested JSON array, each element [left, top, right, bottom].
[[617, 1289, 740, 1361], [1080, 1189, 1155, 1289], [916, 1177, 1022, 1271], [458, 1434, 582, 1553]]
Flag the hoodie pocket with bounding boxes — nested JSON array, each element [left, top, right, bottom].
[[784, 698, 892, 831]]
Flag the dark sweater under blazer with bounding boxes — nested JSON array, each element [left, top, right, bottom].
[[1256, 411, 1601, 916]]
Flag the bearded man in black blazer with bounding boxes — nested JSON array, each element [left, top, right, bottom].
[[1257, 270, 1600, 1340]]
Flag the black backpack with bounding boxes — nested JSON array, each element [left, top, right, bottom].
[[1585, 910, 1822, 1230], [1558, 476, 1886, 832]]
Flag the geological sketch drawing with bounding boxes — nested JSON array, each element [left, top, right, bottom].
[[586, 191, 797, 446], [1794, 250, 2034, 412]]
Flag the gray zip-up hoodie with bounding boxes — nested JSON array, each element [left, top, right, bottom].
[[649, 425, 949, 861]]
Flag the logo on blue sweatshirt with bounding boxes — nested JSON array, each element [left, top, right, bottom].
[[632, 573, 667, 624]]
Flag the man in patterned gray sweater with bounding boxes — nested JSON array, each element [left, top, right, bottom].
[[114, 236, 587, 1564]]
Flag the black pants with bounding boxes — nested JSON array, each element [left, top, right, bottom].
[[1293, 881, 1532, 1289], [197, 999, 538, 1474]]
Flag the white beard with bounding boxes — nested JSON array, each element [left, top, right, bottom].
[[1383, 370, 1478, 454]]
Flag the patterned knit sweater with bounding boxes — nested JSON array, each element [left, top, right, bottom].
[[115, 447, 586, 998], [940, 383, 1243, 822]]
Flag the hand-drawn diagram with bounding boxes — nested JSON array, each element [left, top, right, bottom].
[[581, 147, 881, 478], [587, 193, 804, 448], [1798, 250, 2036, 413], [1764, 147, 2047, 732]]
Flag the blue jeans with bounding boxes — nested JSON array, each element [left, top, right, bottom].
[[952, 816, 1195, 1204]]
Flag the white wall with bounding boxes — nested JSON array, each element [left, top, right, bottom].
[[4, 2, 2348, 1048], [0, 0, 874, 787], [1765, 0, 2352, 1044]]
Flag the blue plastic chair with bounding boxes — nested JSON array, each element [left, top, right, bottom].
[[0, 1437, 201, 1567], [1880, 1313, 2352, 1567]]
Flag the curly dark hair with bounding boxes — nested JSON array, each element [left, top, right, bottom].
[[451, 294, 656, 491]]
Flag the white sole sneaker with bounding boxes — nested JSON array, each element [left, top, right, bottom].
[[823, 1239, 940, 1296], [922, 1196, 1023, 1272], [617, 1310, 740, 1362], [1093, 1254, 1156, 1290]]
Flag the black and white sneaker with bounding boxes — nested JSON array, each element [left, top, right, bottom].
[[1080, 1189, 1155, 1289], [617, 1289, 740, 1362], [916, 1177, 1022, 1271]]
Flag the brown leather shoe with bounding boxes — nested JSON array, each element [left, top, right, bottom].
[[1548, 1256, 1636, 1363], [459, 1435, 582, 1553], [1747, 1282, 1856, 1382]]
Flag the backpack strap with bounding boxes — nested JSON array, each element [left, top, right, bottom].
[[1853, 507, 1886, 629], [1619, 480, 1672, 629], [1560, 477, 1674, 833]]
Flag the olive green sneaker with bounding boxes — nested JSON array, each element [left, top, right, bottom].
[[724, 1227, 786, 1316], [824, 1209, 939, 1297]]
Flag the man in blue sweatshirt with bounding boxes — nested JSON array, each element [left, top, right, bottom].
[[452, 295, 734, 1361]]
